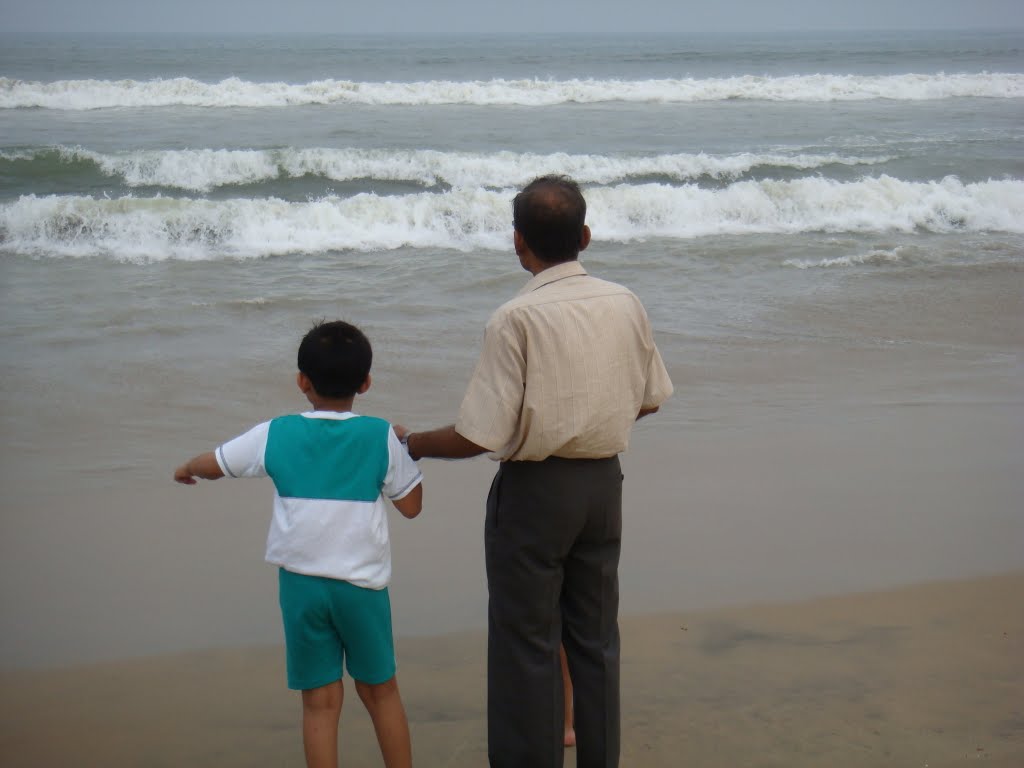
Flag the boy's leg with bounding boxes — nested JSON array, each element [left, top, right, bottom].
[[278, 570, 348, 767], [302, 679, 344, 768], [355, 676, 412, 768]]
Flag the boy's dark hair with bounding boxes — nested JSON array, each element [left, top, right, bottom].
[[512, 175, 587, 264], [297, 320, 372, 399]]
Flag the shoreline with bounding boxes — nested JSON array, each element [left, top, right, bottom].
[[3, 569, 1022, 767]]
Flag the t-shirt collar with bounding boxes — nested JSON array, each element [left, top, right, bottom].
[[302, 410, 358, 420], [517, 260, 588, 297]]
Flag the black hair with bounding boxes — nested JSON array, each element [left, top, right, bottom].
[[512, 175, 587, 264], [297, 320, 372, 399]]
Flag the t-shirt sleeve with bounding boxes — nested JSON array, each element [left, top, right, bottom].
[[215, 421, 271, 479], [454, 310, 525, 452], [383, 427, 423, 501]]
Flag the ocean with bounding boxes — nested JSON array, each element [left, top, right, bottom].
[[1, 30, 1022, 668]]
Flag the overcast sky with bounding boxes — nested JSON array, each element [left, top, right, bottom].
[[1, 0, 1022, 37]]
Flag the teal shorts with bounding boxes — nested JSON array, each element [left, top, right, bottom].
[[278, 568, 396, 690]]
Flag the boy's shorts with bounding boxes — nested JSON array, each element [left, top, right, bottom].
[[278, 568, 396, 691]]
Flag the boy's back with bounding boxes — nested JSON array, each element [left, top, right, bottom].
[[217, 410, 421, 588]]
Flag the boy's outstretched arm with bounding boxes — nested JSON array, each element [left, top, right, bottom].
[[391, 483, 422, 519], [174, 452, 225, 485]]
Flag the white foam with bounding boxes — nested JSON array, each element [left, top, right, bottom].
[[2, 177, 1021, 261], [0, 189, 510, 261], [38, 146, 891, 191], [2, 73, 1021, 110], [0, 148, 37, 161], [783, 247, 913, 269], [585, 176, 1024, 240]]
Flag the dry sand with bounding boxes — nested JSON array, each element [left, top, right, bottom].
[[2, 570, 1021, 767]]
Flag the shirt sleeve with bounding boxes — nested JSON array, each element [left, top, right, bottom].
[[642, 341, 674, 410], [383, 427, 423, 501], [454, 310, 526, 452], [215, 421, 271, 479]]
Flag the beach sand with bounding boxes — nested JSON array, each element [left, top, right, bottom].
[[2, 570, 1021, 767], [1, 235, 1021, 766]]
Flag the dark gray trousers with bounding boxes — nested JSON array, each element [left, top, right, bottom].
[[485, 455, 622, 768]]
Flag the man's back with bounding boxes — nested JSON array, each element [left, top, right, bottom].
[[456, 261, 672, 461]]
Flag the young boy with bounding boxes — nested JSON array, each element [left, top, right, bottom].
[[174, 320, 423, 768]]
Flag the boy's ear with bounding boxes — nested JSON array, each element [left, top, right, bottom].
[[357, 374, 371, 395], [297, 372, 313, 394]]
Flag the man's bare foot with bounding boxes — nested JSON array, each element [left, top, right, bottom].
[[564, 728, 576, 747]]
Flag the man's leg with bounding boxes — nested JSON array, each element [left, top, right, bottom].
[[561, 456, 622, 768], [561, 644, 576, 747], [485, 462, 576, 768]]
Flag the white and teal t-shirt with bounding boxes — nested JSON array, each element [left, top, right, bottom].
[[214, 411, 422, 589]]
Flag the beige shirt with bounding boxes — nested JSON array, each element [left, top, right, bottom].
[[455, 260, 673, 461]]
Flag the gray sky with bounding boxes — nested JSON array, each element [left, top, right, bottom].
[[1, 0, 1022, 36]]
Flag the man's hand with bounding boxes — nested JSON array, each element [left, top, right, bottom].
[[400, 424, 489, 461]]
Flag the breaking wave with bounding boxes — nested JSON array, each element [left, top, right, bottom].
[[2, 72, 1022, 110], [2, 176, 1021, 262], [0, 146, 892, 192]]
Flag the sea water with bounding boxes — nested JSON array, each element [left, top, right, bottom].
[[1, 30, 1022, 666]]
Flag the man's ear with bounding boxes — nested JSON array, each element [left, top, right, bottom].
[[579, 224, 591, 253], [357, 374, 372, 395], [514, 229, 526, 256]]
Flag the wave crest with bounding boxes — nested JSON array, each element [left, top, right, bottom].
[[0, 146, 892, 192], [2, 73, 1022, 110], [1, 177, 1021, 261]]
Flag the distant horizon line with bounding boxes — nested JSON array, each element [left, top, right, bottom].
[[2, 26, 1023, 40]]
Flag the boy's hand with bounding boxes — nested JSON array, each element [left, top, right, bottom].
[[173, 452, 224, 484], [393, 425, 420, 460]]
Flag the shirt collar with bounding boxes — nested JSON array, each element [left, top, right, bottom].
[[516, 260, 588, 297]]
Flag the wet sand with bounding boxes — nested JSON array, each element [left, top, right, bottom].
[[2, 570, 1022, 767], [1, 230, 1021, 767]]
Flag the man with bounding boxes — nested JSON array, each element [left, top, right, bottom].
[[401, 175, 672, 768]]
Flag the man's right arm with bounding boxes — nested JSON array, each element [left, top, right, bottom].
[[403, 425, 489, 461]]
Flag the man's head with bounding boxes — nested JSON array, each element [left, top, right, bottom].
[[296, 320, 372, 400], [512, 175, 590, 265]]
